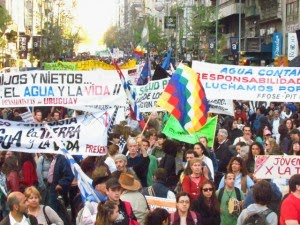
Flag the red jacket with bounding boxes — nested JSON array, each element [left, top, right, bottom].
[[6, 171, 20, 192], [182, 175, 207, 201], [19, 161, 38, 187]]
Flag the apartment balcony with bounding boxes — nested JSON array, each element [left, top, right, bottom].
[[244, 5, 259, 19], [218, 2, 245, 19]]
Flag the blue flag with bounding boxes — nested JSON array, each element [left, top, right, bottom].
[[162, 49, 172, 70]]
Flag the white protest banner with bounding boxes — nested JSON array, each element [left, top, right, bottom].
[[133, 77, 235, 115], [207, 99, 234, 116], [0, 109, 114, 155], [145, 196, 176, 213], [0, 70, 127, 107], [133, 78, 169, 112], [192, 61, 300, 102], [254, 155, 300, 179]]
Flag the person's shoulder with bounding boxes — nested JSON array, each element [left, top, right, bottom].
[[28, 214, 39, 225], [0, 215, 9, 225]]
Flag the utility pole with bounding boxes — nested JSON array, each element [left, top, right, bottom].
[[238, 0, 241, 59], [215, 0, 218, 63]]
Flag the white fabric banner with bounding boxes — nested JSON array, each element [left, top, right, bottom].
[[192, 61, 300, 102], [0, 70, 127, 107], [287, 33, 299, 61], [145, 196, 176, 213], [254, 155, 300, 179], [133, 78, 234, 115], [0, 109, 114, 155]]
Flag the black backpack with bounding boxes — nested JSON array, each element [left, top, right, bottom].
[[243, 208, 273, 225], [217, 187, 242, 202]]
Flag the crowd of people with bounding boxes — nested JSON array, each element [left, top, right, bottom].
[[0, 100, 299, 225]]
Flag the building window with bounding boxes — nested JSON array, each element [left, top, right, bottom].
[[286, 2, 298, 22]]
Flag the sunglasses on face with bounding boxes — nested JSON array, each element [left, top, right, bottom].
[[203, 188, 213, 192]]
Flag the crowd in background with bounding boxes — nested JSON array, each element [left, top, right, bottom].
[[0, 100, 299, 225]]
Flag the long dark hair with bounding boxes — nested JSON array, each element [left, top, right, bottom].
[[95, 200, 117, 225], [144, 208, 169, 225], [227, 156, 248, 176], [19, 152, 36, 169], [198, 180, 220, 213], [2, 155, 19, 175]]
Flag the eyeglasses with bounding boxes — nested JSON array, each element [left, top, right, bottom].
[[203, 188, 213, 192], [178, 200, 190, 204]]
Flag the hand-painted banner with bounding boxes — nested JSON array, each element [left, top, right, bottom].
[[133, 78, 234, 115], [0, 70, 127, 107], [133, 78, 170, 112], [192, 61, 300, 102], [254, 155, 300, 179], [0, 110, 114, 155], [145, 196, 176, 213]]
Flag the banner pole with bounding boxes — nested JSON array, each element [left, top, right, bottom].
[[140, 108, 157, 136], [210, 114, 218, 150]]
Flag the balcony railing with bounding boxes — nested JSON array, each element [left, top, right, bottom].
[[244, 5, 258, 18]]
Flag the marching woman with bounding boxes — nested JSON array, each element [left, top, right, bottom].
[[169, 192, 202, 225], [182, 158, 207, 201], [25, 186, 63, 225], [191, 180, 220, 225]]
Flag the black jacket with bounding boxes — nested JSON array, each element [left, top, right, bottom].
[[191, 196, 220, 225], [0, 214, 38, 225]]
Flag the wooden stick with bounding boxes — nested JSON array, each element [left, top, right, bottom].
[[140, 110, 156, 136]]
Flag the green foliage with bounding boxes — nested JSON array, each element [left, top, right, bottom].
[[0, 6, 12, 33], [103, 16, 167, 53]]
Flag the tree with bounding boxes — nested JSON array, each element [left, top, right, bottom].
[[0, 6, 12, 68], [103, 15, 167, 54]]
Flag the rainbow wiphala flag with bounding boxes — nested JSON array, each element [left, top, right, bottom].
[[157, 63, 209, 133]]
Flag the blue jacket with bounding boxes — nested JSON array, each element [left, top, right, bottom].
[[51, 154, 74, 194]]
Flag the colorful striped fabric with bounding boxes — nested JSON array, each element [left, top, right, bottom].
[[44, 123, 107, 204], [113, 60, 143, 121], [157, 63, 209, 133]]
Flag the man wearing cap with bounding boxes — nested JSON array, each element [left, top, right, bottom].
[[81, 175, 109, 225], [119, 173, 149, 225], [106, 177, 138, 225], [290, 129, 300, 142], [113, 153, 140, 181]]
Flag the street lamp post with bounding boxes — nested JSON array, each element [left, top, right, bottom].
[[215, 0, 219, 63], [238, 0, 241, 59]]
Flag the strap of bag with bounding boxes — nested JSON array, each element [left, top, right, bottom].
[[190, 211, 198, 225], [218, 187, 225, 202], [170, 212, 175, 225], [124, 201, 133, 217], [148, 186, 155, 196], [241, 175, 247, 194], [43, 205, 51, 225], [234, 187, 241, 201]]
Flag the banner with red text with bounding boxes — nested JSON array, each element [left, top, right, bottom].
[[254, 155, 300, 179], [0, 70, 127, 107], [192, 61, 300, 102], [0, 109, 114, 155]]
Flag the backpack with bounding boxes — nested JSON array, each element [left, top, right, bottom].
[[242, 208, 273, 225], [217, 187, 242, 202], [123, 201, 141, 225], [174, 175, 191, 194], [170, 211, 197, 225], [75, 201, 94, 225]]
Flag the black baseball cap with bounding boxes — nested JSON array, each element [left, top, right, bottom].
[[106, 177, 121, 189]]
